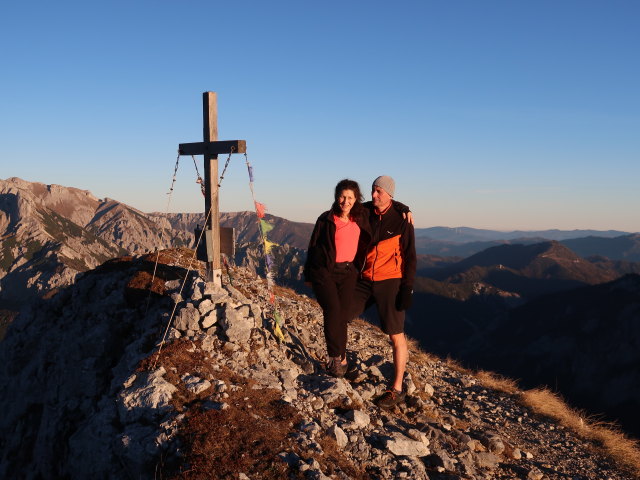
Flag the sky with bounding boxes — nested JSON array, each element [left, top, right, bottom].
[[1, 1, 638, 231]]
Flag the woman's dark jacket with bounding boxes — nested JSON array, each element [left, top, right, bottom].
[[303, 201, 410, 284]]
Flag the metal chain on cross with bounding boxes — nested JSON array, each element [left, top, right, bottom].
[[218, 146, 235, 187], [192, 155, 205, 196], [167, 153, 180, 197]]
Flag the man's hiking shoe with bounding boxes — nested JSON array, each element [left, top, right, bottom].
[[325, 356, 347, 378], [374, 389, 406, 409]]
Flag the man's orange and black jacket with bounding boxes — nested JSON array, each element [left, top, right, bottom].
[[361, 201, 416, 290]]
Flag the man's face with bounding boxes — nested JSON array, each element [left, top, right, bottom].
[[372, 185, 392, 211]]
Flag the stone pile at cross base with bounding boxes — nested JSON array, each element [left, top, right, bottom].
[[0, 249, 633, 480]]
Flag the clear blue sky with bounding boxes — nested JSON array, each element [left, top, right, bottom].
[[1, 1, 638, 231]]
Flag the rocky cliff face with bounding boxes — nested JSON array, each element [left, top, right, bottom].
[[0, 178, 190, 307], [0, 248, 636, 480], [0, 178, 123, 306]]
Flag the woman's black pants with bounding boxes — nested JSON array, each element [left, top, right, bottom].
[[312, 263, 357, 359]]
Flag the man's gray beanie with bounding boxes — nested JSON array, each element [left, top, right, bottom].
[[373, 175, 395, 197]]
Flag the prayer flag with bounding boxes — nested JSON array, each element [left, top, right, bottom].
[[255, 201, 266, 218], [264, 239, 278, 254], [260, 218, 274, 234], [265, 254, 274, 269], [273, 319, 285, 343]]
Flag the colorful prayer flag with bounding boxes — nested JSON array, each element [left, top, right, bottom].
[[264, 239, 278, 254], [265, 254, 274, 269], [255, 201, 266, 218], [259, 218, 273, 234]]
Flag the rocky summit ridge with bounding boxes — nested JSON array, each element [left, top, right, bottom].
[[0, 248, 637, 480], [0, 177, 192, 307]]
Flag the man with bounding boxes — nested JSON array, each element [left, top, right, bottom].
[[350, 175, 416, 409]]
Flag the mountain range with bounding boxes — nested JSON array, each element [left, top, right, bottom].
[[2, 177, 640, 439], [414, 234, 640, 260], [414, 226, 631, 243], [0, 177, 190, 309]]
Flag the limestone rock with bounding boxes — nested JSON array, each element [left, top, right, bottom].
[[223, 304, 253, 344], [198, 299, 214, 315], [527, 467, 544, 480], [201, 311, 218, 329], [118, 368, 177, 423], [175, 304, 200, 332], [330, 424, 348, 447], [474, 451, 500, 470], [423, 382, 435, 397], [344, 409, 370, 429], [181, 374, 211, 395], [386, 432, 430, 457], [407, 428, 429, 445]]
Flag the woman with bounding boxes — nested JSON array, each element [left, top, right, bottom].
[[304, 179, 371, 377]]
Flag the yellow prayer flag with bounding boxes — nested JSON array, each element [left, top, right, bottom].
[[264, 239, 278, 254]]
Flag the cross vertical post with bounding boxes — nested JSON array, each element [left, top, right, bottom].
[[203, 92, 221, 279], [178, 92, 246, 286]]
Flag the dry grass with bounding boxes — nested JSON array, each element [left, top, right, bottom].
[[442, 355, 473, 376], [406, 337, 439, 365], [520, 387, 640, 478], [403, 337, 640, 478], [475, 369, 520, 395]]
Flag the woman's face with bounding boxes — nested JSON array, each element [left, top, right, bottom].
[[338, 189, 356, 216]]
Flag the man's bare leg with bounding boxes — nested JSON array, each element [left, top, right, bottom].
[[389, 332, 407, 392]]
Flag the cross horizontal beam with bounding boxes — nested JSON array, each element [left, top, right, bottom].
[[178, 140, 246, 156]]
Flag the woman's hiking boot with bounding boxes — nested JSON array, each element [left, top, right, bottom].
[[374, 388, 406, 409], [325, 356, 347, 378]]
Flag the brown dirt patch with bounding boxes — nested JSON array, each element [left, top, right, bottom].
[[139, 340, 303, 479], [173, 387, 302, 480]]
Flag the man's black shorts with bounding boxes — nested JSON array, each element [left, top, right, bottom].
[[350, 278, 404, 335]]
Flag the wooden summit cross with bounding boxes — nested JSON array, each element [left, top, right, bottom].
[[178, 92, 246, 284]]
